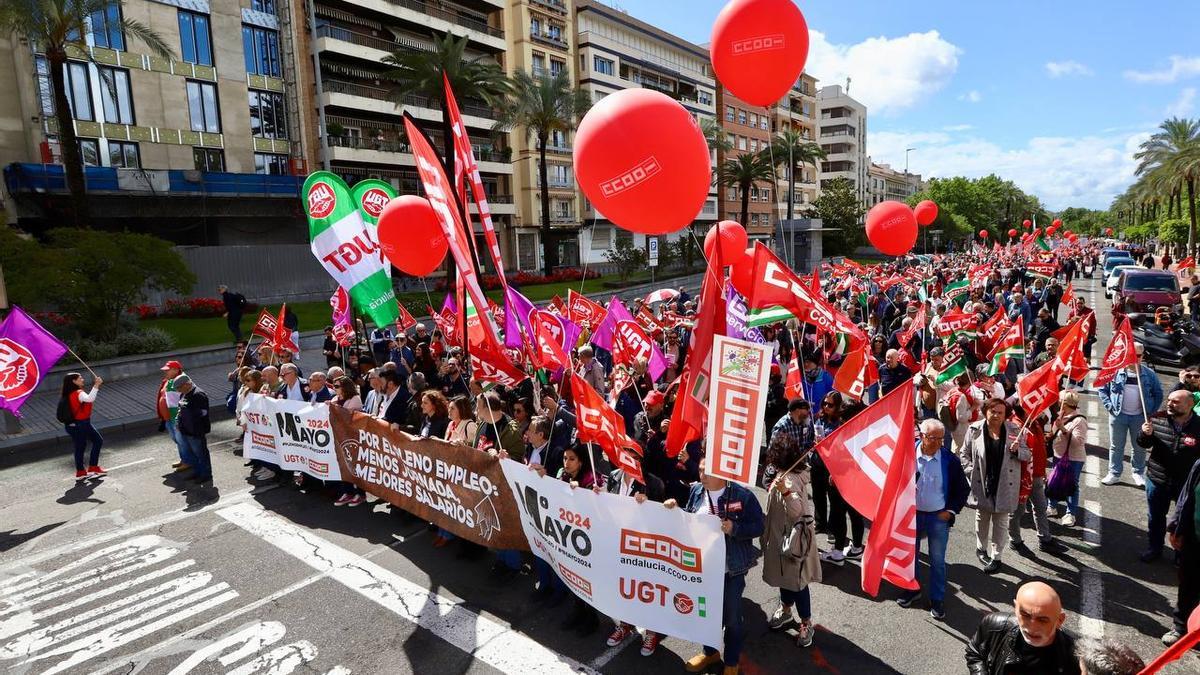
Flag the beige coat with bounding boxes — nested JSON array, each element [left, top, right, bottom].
[[965, 420, 1031, 513], [760, 470, 822, 592], [1051, 414, 1089, 462]]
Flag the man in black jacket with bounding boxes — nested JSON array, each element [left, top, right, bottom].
[[604, 462, 667, 656], [219, 284, 247, 342], [965, 581, 1079, 674], [174, 375, 213, 485], [1165, 456, 1200, 645], [1136, 389, 1200, 562]]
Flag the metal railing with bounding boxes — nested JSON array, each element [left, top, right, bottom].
[[322, 79, 496, 119], [531, 32, 568, 49], [530, 0, 567, 12], [315, 25, 397, 52], [390, 0, 504, 38]]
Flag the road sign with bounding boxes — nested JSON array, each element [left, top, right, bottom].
[[648, 237, 659, 267]]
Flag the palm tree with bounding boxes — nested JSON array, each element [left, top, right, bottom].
[[700, 117, 732, 154], [493, 70, 590, 275], [768, 128, 825, 226], [1134, 117, 1200, 258], [719, 151, 776, 227], [0, 0, 172, 227], [383, 32, 512, 187]]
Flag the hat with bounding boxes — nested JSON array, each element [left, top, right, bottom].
[[160, 360, 183, 371], [643, 390, 665, 407]]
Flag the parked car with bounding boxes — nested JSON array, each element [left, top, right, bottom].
[[1105, 264, 1142, 299], [1115, 269, 1183, 324], [1101, 248, 1133, 268]]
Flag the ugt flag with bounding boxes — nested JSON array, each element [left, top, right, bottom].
[[0, 307, 68, 416]]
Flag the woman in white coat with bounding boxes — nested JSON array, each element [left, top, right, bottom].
[[965, 398, 1031, 574]]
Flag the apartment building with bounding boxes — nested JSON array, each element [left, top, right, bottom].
[[866, 160, 921, 208], [0, 0, 314, 242], [505, 0, 578, 271], [817, 83, 868, 207], [768, 73, 819, 219], [574, 0, 718, 266], [715, 87, 772, 239]]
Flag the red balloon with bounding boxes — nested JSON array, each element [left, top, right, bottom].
[[1063, 230, 1073, 237], [574, 89, 711, 235], [979, 229, 989, 238], [710, 0, 810, 106], [730, 246, 756, 295], [1046, 225, 1058, 235], [1052, 218, 1063, 228], [376, 195, 448, 277], [865, 201, 918, 257], [914, 200, 938, 226], [704, 221, 749, 264], [1105, 227, 1114, 236], [1008, 228, 1018, 238], [1022, 219, 1032, 229]]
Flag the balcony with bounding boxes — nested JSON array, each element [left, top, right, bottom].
[[389, 0, 503, 39], [321, 79, 499, 127], [325, 133, 513, 174], [531, 31, 568, 49], [530, 0, 567, 14], [544, 143, 572, 154]]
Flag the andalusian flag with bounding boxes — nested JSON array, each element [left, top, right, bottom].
[[351, 179, 396, 278], [986, 317, 1025, 375], [747, 305, 795, 328], [933, 350, 968, 385], [944, 279, 970, 306], [304, 171, 400, 327], [935, 308, 979, 342]]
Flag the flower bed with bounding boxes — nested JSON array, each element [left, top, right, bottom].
[[432, 268, 600, 292], [131, 297, 235, 319]]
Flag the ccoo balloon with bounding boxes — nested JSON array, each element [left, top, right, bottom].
[[574, 89, 711, 235], [914, 200, 938, 226], [979, 229, 989, 238], [376, 195, 448, 277], [1052, 218, 1063, 228], [1008, 228, 1018, 238], [730, 246, 757, 296], [710, 0, 810, 106], [705, 220, 749, 264], [865, 201, 918, 257], [1022, 219, 1032, 229]]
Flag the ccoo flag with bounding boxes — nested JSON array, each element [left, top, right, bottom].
[[0, 307, 68, 416], [303, 171, 399, 327]]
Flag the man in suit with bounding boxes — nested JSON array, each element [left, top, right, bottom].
[[604, 458, 667, 655], [276, 364, 310, 401], [376, 371, 409, 430]]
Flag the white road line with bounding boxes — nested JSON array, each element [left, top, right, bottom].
[[60, 458, 155, 481], [1085, 456, 1101, 489], [218, 502, 599, 675], [1079, 500, 1104, 640]]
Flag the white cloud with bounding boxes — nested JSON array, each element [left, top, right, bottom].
[[1045, 60, 1093, 78], [870, 128, 1154, 210], [957, 90, 982, 103], [942, 124, 974, 132], [1166, 87, 1197, 117], [1124, 56, 1200, 84], [806, 30, 961, 115]]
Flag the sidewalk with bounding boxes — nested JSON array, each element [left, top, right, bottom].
[[0, 274, 702, 455]]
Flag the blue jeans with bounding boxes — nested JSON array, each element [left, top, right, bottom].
[[181, 434, 212, 480], [1108, 413, 1147, 477], [65, 420, 102, 471], [914, 512, 950, 603], [533, 558, 566, 597], [779, 586, 811, 619], [1146, 479, 1176, 555], [1049, 460, 1086, 515], [705, 573, 747, 666], [165, 419, 188, 463]]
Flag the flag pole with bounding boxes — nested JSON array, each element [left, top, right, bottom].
[[64, 345, 100, 380], [587, 441, 600, 486], [1134, 360, 1151, 424]]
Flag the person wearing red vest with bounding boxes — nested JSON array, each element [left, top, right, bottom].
[[61, 372, 105, 480]]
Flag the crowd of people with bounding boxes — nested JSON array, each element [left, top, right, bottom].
[[61, 240, 1190, 674]]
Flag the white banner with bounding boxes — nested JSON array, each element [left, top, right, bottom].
[[500, 460, 725, 646], [241, 394, 342, 481], [704, 335, 770, 488]]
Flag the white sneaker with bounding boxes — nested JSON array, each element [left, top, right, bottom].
[[820, 549, 846, 566], [1132, 473, 1146, 488], [767, 603, 797, 630], [254, 468, 277, 481], [1062, 513, 1076, 527], [1100, 473, 1120, 486]]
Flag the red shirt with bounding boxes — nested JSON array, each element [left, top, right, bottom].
[[69, 390, 93, 421]]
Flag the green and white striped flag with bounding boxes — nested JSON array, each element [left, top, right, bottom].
[[304, 171, 400, 328], [933, 351, 968, 385], [746, 305, 795, 328], [351, 179, 397, 278], [944, 279, 970, 306]]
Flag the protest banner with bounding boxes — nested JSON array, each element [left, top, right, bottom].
[[241, 394, 341, 481], [501, 460, 725, 646], [704, 335, 770, 488], [328, 406, 527, 549]]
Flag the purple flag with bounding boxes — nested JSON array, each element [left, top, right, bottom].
[[0, 306, 68, 416], [441, 292, 457, 315], [725, 286, 765, 344], [503, 286, 537, 350], [591, 296, 636, 351]]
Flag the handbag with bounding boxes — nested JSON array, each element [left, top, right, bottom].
[[1044, 456, 1078, 501]]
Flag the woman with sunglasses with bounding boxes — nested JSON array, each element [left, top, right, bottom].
[[1050, 391, 1089, 527]]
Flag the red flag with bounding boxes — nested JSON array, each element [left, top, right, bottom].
[[816, 381, 918, 596], [548, 295, 567, 316], [979, 307, 1009, 353], [832, 343, 878, 402], [532, 310, 572, 370], [471, 338, 528, 387], [1053, 318, 1091, 383], [569, 373, 644, 482], [251, 307, 277, 341], [809, 268, 822, 294], [567, 289, 608, 329], [395, 303, 417, 332], [896, 304, 926, 349], [784, 353, 803, 400], [272, 304, 298, 354], [444, 74, 506, 288], [1092, 317, 1138, 388], [1018, 359, 1061, 421], [612, 319, 653, 368], [666, 247, 726, 457], [1063, 281, 1075, 308]]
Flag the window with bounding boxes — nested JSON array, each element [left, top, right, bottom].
[[749, 113, 757, 128], [749, 139, 757, 152], [699, 91, 712, 106], [549, 164, 571, 185], [726, 187, 736, 201], [34, 57, 54, 116], [251, 0, 275, 12], [549, 59, 564, 76], [242, 25, 280, 77], [590, 226, 612, 250], [593, 56, 614, 76], [531, 53, 545, 74], [725, 105, 734, 122], [255, 152, 289, 175], [78, 139, 100, 166], [65, 62, 94, 121], [760, 116, 769, 131], [548, 24, 562, 40], [89, 4, 125, 50], [530, 18, 541, 36], [193, 147, 225, 171], [108, 140, 140, 167], [593, 90, 607, 103], [549, 129, 566, 147], [248, 89, 287, 139], [737, 109, 747, 125], [98, 67, 134, 124], [186, 80, 220, 133], [737, 136, 746, 151], [554, 200, 572, 219], [178, 11, 212, 66]]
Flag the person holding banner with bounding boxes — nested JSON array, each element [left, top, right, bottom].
[[61, 373, 105, 480], [667, 474, 765, 675], [603, 456, 666, 656], [760, 435, 821, 647]]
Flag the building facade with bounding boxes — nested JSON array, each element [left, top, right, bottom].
[[866, 160, 921, 208], [817, 83, 867, 207], [715, 86, 772, 240], [574, 0, 718, 266], [768, 72, 818, 233]]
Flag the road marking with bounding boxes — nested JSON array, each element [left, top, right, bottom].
[[218, 502, 599, 675], [1078, 500, 1104, 640], [60, 457, 156, 481], [1085, 456, 1101, 488]]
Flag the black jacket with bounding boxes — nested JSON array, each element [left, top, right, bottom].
[[1137, 411, 1200, 493], [1169, 458, 1200, 546], [606, 469, 665, 502], [177, 387, 211, 437], [965, 612, 1079, 675]]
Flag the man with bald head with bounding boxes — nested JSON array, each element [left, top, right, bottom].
[[966, 581, 1080, 674]]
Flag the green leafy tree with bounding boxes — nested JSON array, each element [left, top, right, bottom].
[[1134, 117, 1200, 258], [0, 0, 174, 227], [493, 70, 590, 275], [1159, 217, 1190, 256], [807, 177, 865, 255], [604, 237, 647, 282], [718, 151, 776, 226]]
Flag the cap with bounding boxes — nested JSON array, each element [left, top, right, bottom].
[[160, 360, 183, 371], [643, 390, 665, 407]]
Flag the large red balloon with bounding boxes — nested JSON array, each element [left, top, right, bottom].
[[1052, 218, 1063, 228], [730, 246, 756, 296], [1046, 225, 1058, 235], [710, 0, 810, 106], [376, 195, 448, 277], [1105, 227, 1114, 236], [574, 89, 711, 235], [1063, 230, 1073, 237], [1022, 219, 1032, 229], [914, 200, 938, 226], [979, 229, 989, 238], [1008, 228, 1018, 238], [865, 201, 917, 257], [704, 221, 749, 264]]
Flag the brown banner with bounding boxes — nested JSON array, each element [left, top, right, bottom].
[[328, 407, 528, 550]]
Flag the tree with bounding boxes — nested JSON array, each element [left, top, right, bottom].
[[718, 151, 775, 226], [493, 70, 590, 275], [604, 237, 647, 282], [1159, 217, 1189, 256], [768, 129, 825, 226], [383, 32, 512, 192], [807, 177, 865, 255], [0, 0, 173, 227], [1134, 117, 1200, 258]]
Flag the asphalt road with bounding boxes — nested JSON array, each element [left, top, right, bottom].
[[0, 271, 1197, 675]]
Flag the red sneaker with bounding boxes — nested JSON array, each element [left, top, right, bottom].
[[87, 466, 107, 477], [75, 469, 88, 480], [606, 625, 633, 647], [640, 631, 661, 656]]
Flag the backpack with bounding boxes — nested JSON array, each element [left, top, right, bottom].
[[939, 390, 964, 433], [56, 396, 75, 424]]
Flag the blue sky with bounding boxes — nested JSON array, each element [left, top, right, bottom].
[[610, 0, 1200, 210]]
